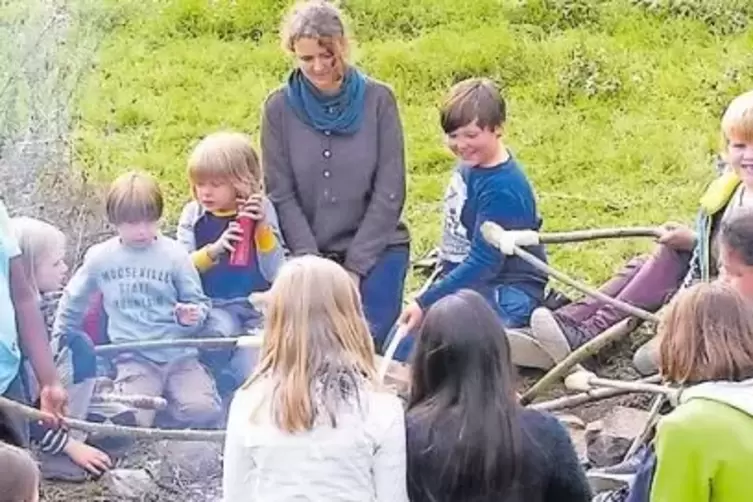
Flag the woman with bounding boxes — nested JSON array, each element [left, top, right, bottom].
[[262, 0, 410, 351], [222, 255, 408, 502], [406, 289, 590, 502]]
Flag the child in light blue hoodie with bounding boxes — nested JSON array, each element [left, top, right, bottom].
[[54, 171, 221, 428]]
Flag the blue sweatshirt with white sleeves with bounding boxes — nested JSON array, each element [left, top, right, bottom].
[[52, 235, 211, 363], [417, 155, 548, 309]]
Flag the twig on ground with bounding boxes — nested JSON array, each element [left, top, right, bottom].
[[529, 375, 662, 412], [520, 317, 643, 404]]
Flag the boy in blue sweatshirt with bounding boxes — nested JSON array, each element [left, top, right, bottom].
[[176, 132, 286, 395], [397, 78, 548, 349], [53, 172, 221, 428]]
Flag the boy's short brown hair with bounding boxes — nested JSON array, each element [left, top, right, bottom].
[[0, 442, 39, 501], [105, 171, 164, 225], [439, 78, 506, 134], [187, 132, 262, 198], [659, 281, 753, 384]]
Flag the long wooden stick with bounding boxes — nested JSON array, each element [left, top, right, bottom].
[[0, 396, 225, 442], [482, 222, 658, 323], [540, 227, 662, 244], [587, 377, 677, 397], [520, 317, 642, 404], [529, 374, 662, 412], [93, 335, 263, 355]]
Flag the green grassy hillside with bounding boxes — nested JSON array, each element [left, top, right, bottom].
[[73, 0, 753, 291]]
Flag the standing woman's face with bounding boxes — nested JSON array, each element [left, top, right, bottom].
[[293, 37, 343, 93]]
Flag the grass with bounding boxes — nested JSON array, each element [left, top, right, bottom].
[[73, 0, 753, 292]]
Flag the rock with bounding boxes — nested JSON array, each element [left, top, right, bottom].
[[153, 440, 223, 483], [585, 406, 651, 467], [103, 469, 157, 500]]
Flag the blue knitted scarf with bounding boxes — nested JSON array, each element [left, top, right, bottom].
[[285, 67, 367, 136]]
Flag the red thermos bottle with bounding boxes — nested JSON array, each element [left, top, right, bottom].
[[229, 215, 256, 267]]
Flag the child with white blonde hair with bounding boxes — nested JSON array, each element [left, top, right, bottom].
[[222, 255, 408, 502], [177, 131, 285, 395], [12, 216, 116, 481]]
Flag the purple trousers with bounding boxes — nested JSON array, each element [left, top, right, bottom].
[[557, 245, 691, 345]]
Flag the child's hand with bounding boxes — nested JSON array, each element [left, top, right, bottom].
[[175, 302, 201, 326], [38, 383, 68, 428], [237, 193, 266, 221], [207, 222, 244, 259], [657, 221, 696, 251]]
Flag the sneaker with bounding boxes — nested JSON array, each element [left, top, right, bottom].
[[598, 450, 646, 476], [591, 488, 629, 502], [587, 470, 633, 495], [506, 328, 556, 370], [587, 446, 647, 494], [530, 308, 576, 363], [86, 409, 137, 457]]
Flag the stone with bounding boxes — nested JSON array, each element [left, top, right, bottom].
[[103, 469, 157, 500], [585, 406, 651, 468], [153, 440, 223, 483]]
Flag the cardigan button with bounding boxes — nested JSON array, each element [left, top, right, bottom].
[[324, 130, 331, 136], [323, 170, 331, 178], [323, 149, 331, 158]]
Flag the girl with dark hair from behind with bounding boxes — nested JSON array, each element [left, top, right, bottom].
[[406, 288, 591, 502]]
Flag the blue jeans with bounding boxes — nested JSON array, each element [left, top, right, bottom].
[[360, 245, 410, 351], [385, 283, 541, 363], [201, 298, 263, 395]]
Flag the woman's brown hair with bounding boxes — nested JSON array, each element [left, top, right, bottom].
[[659, 281, 753, 384]]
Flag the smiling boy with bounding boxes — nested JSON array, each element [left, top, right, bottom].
[[399, 78, 548, 332]]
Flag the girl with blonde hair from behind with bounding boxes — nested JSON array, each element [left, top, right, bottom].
[[222, 255, 408, 502]]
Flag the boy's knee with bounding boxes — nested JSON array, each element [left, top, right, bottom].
[[170, 394, 222, 425]]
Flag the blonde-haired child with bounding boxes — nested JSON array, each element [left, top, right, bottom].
[[54, 171, 221, 429], [12, 217, 115, 481], [0, 442, 40, 502], [177, 131, 285, 395], [222, 255, 408, 502]]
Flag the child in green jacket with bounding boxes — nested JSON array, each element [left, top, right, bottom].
[[647, 278, 753, 502]]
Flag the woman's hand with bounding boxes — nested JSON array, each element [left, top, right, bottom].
[[398, 302, 424, 332], [657, 222, 696, 252]]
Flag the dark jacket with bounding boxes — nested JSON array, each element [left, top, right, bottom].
[[407, 407, 591, 502]]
